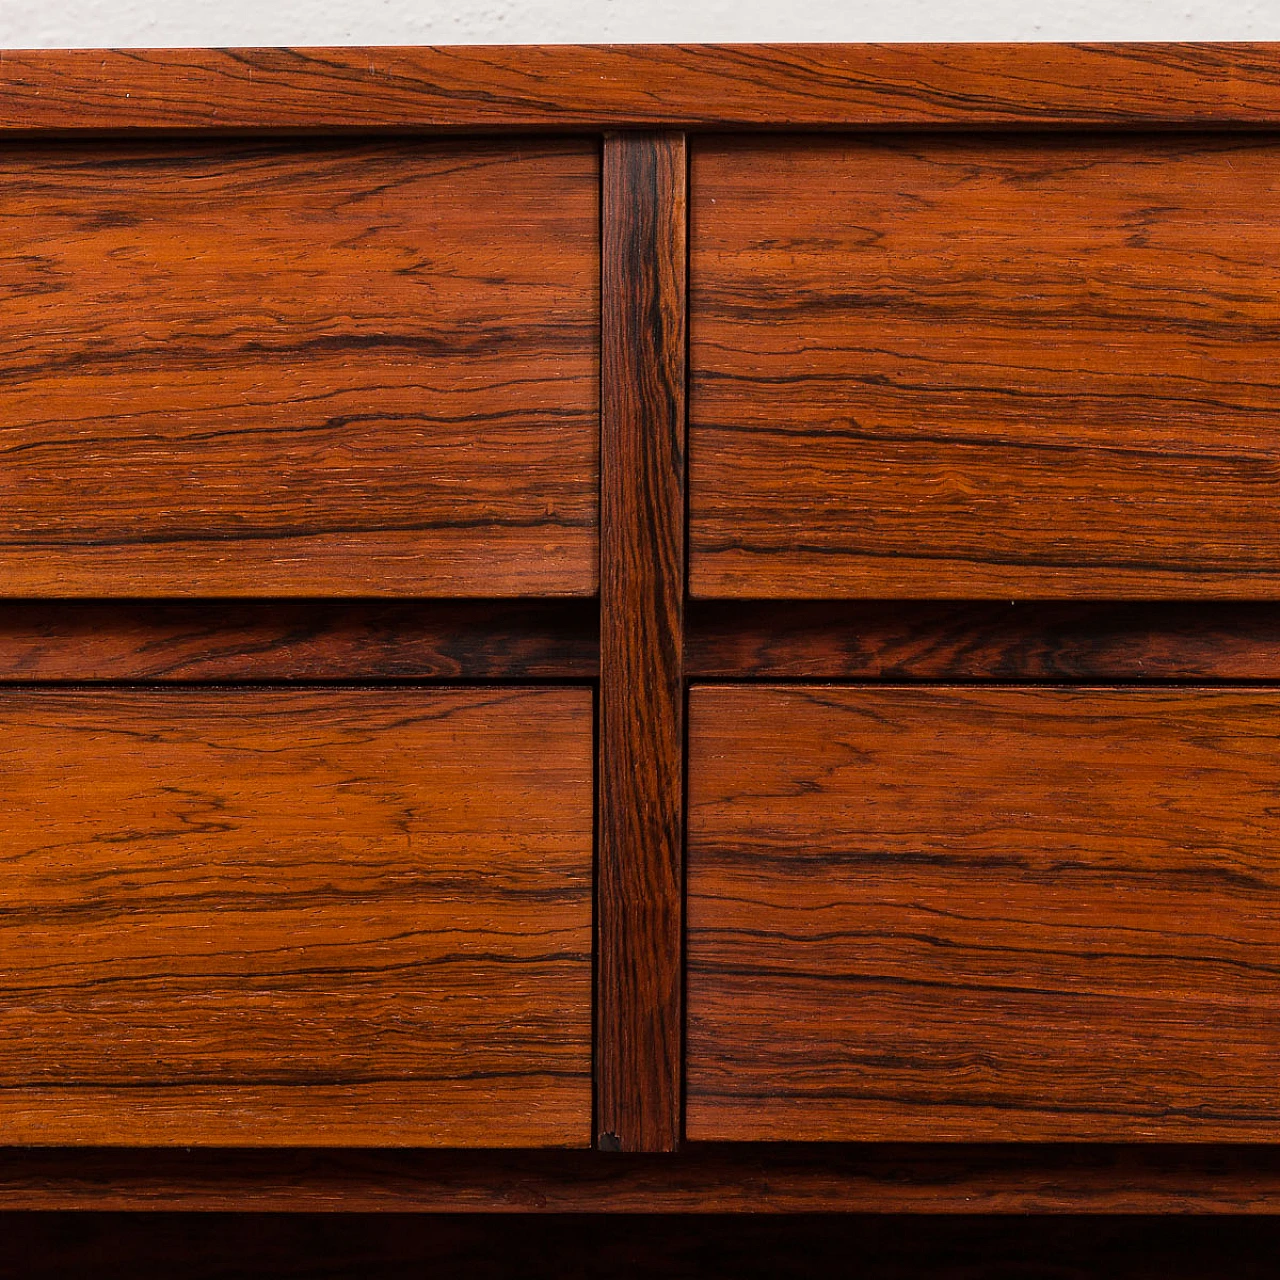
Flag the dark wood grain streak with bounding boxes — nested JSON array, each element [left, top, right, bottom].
[[0, 600, 596, 681], [691, 134, 1280, 599], [12, 1145, 1280, 1213], [597, 132, 686, 1153], [0, 686, 592, 1146], [0, 137, 597, 597], [689, 685, 1280, 1142], [2, 45, 1280, 131], [687, 601, 1280, 681]]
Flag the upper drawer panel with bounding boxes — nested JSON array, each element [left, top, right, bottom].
[[0, 139, 598, 597], [691, 136, 1280, 599]]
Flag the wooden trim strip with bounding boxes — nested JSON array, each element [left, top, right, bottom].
[[0, 601, 597, 682], [597, 132, 686, 1153], [687, 601, 1280, 682], [5, 1145, 1280, 1213], [0, 44, 1278, 132]]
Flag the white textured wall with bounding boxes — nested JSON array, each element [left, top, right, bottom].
[[0, 0, 1277, 48]]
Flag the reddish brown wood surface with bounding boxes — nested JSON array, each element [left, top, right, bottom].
[[597, 132, 686, 1152], [1, 45, 1280, 131], [687, 601, 1280, 681], [689, 685, 1280, 1142], [10, 37, 1280, 1209], [691, 135, 1280, 599], [0, 137, 597, 597], [0, 686, 592, 1146], [0, 601, 596, 681], [11, 1145, 1280, 1213]]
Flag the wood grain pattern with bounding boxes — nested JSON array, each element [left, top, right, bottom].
[[0, 138, 597, 597], [597, 132, 686, 1152], [0, 686, 592, 1146], [1, 45, 1280, 131], [687, 601, 1280, 681], [689, 685, 1280, 1142], [13, 1145, 1280, 1213], [691, 135, 1280, 599], [0, 600, 596, 681]]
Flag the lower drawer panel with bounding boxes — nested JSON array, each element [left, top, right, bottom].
[[688, 685, 1280, 1142], [0, 687, 592, 1147]]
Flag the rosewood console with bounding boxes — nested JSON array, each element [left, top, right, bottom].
[[4, 41, 1280, 1212]]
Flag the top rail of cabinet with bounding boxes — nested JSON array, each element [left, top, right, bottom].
[[0, 43, 1278, 133]]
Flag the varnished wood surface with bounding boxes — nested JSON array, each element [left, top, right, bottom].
[[689, 685, 1280, 1142], [0, 600, 596, 681], [597, 133, 686, 1152], [687, 601, 1280, 681], [10, 37, 1280, 1205], [12, 1145, 1280, 1213], [691, 135, 1280, 599], [0, 137, 597, 597], [0, 686, 592, 1146], [1, 45, 1280, 131]]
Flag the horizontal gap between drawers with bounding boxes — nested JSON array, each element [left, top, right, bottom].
[[687, 600, 1280, 682], [0, 599, 599, 683], [13, 597, 1280, 684]]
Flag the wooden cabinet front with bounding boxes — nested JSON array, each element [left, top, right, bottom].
[[8, 39, 1280, 1214], [690, 135, 1280, 599], [688, 684, 1280, 1142], [0, 686, 593, 1147], [0, 138, 598, 597]]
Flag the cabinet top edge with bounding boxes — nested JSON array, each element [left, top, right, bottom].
[[0, 43, 1279, 133]]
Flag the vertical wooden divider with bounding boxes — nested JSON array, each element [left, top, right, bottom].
[[598, 132, 687, 1152]]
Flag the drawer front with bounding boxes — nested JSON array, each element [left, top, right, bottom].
[[0, 139, 597, 597], [691, 136, 1280, 599], [0, 687, 591, 1146], [688, 685, 1280, 1141]]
